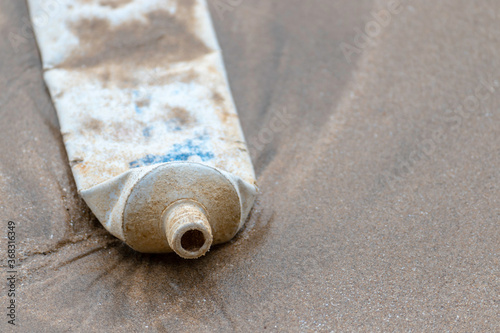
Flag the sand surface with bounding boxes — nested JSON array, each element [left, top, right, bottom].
[[0, 0, 499, 331]]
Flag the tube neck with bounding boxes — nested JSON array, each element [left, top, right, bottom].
[[162, 200, 213, 259]]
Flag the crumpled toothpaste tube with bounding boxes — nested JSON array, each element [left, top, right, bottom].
[[28, 0, 258, 259]]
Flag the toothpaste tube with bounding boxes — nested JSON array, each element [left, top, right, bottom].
[[28, 0, 257, 258]]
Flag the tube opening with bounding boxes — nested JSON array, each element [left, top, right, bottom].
[[181, 229, 206, 252], [162, 200, 213, 259]]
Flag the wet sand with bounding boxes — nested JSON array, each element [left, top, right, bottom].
[[0, 0, 499, 331]]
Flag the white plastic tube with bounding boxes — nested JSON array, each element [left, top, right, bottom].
[[28, 0, 257, 258]]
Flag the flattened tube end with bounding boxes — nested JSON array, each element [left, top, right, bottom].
[[162, 200, 213, 259]]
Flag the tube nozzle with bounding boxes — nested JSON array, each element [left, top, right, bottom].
[[162, 200, 212, 259]]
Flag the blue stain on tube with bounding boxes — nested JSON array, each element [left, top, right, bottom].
[[142, 126, 152, 138], [129, 136, 214, 168]]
